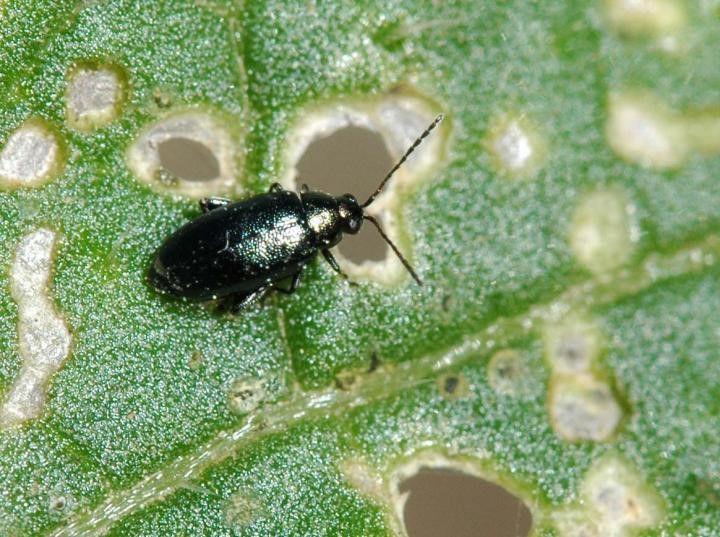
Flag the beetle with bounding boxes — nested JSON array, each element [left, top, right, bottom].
[[149, 114, 443, 311]]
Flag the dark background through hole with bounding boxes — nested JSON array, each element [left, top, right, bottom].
[[157, 137, 220, 182], [295, 125, 394, 263], [400, 467, 532, 537]]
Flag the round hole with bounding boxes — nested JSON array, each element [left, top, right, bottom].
[[157, 137, 221, 182], [399, 467, 532, 537], [295, 125, 394, 263]]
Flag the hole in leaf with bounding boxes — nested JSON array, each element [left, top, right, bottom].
[[157, 137, 221, 182], [295, 125, 394, 263], [127, 111, 238, 198], [399, 468, 532, 537]]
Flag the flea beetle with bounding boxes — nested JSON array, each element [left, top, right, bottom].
[[149, 114, 443, 311]]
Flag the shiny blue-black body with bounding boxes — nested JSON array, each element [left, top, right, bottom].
[[149, 183, 363, 309]]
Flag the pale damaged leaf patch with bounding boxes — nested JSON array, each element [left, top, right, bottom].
[[604, 0, 687, 52], [553, 453, 666, 536], [548, 373, 622, 442], [1, 228, 71, 427], [543, 312, 623, 442], [0, 122, 62, 189], [543, 314, 601, 375], [487, 349, 533, 398], [66, 66, 124, 131], [569, 186, 637, 275], [606, 91, 720, 169], [484, 112, 548, 178]]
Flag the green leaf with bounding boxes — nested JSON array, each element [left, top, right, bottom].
[[1, 0, 719, 535]]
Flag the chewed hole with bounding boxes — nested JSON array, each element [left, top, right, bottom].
[[127, 110, 238, 198], [295, 125, 394, 263], [157, 137, 220, 182], [399, 468, 532, 537], [284, 96, 445, 286]]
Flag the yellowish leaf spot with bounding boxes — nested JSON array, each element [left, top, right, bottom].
[[683, 108, 720, 156], [227, 377, 267, 415], [66, 66, 124, 131], [583, 454, 666, 533], [0, 121, 61, 189], [1, 228, 72, 428], [548, 373, 621, 442], [485, 113, 547, 178], [224, 490, 264, 529], [487, 349, 528, 396], [552, 508, 601, 537], [553, 454, 665, 535], [604, 0, 686, 42], [605, 91, 688, 170], [543, 314, 601, 374], [437, 373, 470, 399], [340, 459, 385, 500], [569, 186, 636, 275]]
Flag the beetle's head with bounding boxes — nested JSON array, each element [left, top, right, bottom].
[[337, 194, 363, 235]]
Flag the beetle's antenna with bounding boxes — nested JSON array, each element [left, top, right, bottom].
[[362, 114, 444, 208], [364, 214, 423, 286]]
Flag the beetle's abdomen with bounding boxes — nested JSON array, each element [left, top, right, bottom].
[[150, 191, 315, 300]]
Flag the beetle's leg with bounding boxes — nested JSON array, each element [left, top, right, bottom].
[[271, 267, 304, 295], [300, 183, 310, 193], [200, 197, 231, 213], [217, 287, 269, 313], [228, 288, 268, 312], [322, 249, 357, 285], [321, 249, 342, 274], [322, 250, 359, 286], [269, 182, 284, 193]]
